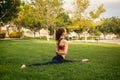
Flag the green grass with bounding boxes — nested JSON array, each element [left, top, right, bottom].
[[0, 39, 120, 80]]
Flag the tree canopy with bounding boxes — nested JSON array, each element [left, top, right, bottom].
[[97, 17, 120, 37], [90, 4, 105, 19], [0, 0, 21, 23], [0, 0, 120, 39]]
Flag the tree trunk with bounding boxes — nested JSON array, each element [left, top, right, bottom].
[[53, 29, 56, 40], [103, 33, 106, 40], [6, 27, 10, 38], [84, 31, 88, 42], [46, 26, 49, 41], [85, 33, 87, 42], [118, 34, 120, 38], [38, 30, 41, 39], [33, 30, 36, 38], [17, 26, 21, 39], [0, 26, 1, 31]]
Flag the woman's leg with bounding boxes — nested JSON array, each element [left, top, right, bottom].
[[27, 61, 55, 66], [20, 56, 89, 68], [62, 58, 89, 63], [62, 59, 81, 63], [26, 55, 63, 67], [20, 61, 54, 68]]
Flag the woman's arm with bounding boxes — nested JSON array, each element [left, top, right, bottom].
[[56, 42, 58, 53]]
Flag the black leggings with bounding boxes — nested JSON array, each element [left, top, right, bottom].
[[27, 55, 80, 66]]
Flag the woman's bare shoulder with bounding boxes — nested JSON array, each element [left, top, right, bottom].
[[62, 39, 68, 44]]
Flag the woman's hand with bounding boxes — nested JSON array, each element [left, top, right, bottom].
[[56, 50, 66, 55]]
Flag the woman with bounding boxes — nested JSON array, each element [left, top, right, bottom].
[[21, 27, 88, 68]]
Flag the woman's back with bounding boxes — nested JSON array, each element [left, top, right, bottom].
[[56, 39, 68, 58]]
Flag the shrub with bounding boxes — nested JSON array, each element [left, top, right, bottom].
[[0, 31, 6, 39], [40, 36, 47, 40], [79, 36, 99, 40], [9, 32, 20, 38], [87, 37, 93, 40], [79, 37, 85, 40]]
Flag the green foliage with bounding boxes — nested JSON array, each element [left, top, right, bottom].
[[31, 0, 63, 28], [40, 36, 47, 40], [16, 4, 41, 29], [72, 19, 95, 33], [0, 0, 21, 23], [90, 4, 105, 19], [13, 0, 64, 38], [94, 31, 101, 36], [9, 32, 20, 38], [0, 31, 6, 39], [69, 0, 105, 37], [70, 0, 102, 35], [13, 4, 42, 38], [97, 17, 120, 36], [55, 12, 71, 27], [88, 28, 101, 36], [72, 0, 89, 18], [48, 26, 54, 35]]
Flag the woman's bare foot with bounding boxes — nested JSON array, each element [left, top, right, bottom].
[[20, 64, 26, 69], [81, 59, 89, 62]]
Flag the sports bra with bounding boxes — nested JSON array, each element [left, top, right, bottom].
[[58, 45, 65, 51]]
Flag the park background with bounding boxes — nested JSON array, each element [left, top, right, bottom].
[[0, 0, 120, 80]]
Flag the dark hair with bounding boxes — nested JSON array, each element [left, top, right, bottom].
[[55, 27, 65, 41]]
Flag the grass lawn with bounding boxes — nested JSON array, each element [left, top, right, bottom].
[[0, 39, 120, 80]]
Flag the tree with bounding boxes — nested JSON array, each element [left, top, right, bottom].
[[69, 0, 91, 40], [32, 0, 64, 40], [55, 12, 71, 28], [89, 4, 105, 19], [110, 17, 120, 37], [97, 17, 120, 39], [15, 4, 42, 38], [69, 0, 105, 41], [0, 0, 21, 23], [48, 12, 71, 35], [14, 0, 64, 39], [74, 18, 95, 40]]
